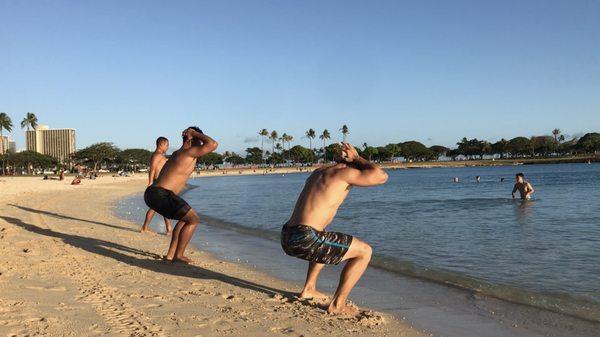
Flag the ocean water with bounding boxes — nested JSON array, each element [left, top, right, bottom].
[[118, 163, 600, 325]]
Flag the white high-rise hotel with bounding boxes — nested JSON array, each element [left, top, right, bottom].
[[25, 125, 76, 162]]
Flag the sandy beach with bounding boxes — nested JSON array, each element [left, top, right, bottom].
[[0, 175, 426, 337]]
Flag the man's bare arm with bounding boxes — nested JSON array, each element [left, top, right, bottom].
[[185, 129, 219, 158], [512, 184, 518, 198], [148, 155, 159, 185], [526, 183, 534, 196], [338, 143, 388, 187]]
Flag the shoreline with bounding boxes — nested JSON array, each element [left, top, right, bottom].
[[0, 176, 427, 337], [194, 156, 598, 177], [117, 180, 600, 337]]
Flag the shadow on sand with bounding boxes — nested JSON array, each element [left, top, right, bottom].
[[0, 214, 298, 300], [9, 204, 139, 233]]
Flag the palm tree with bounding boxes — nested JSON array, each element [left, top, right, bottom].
[[275, 142, 283, 153], [552, 128, 561, 143], [269, 130, 278, 155], [319, 129, 331, 161], [258, 129, 269, 158], [285, 134, 293, 150], [21, 112, 38, 131], [280, 133, 289, 150], [340, 124, 349, 142], [0, 112, 13, 136], [305, 128, 316, 150]]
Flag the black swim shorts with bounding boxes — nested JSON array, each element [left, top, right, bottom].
[[144, 185, 191, 220], [281, 223, 353, 265]]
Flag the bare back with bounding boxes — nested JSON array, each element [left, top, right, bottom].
[[154, 149, 197, 194], [288, 164, 352, 231], [149, 152, 167, 183]]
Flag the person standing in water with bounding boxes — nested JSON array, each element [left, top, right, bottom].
[[144, 127, 218, 263], [281, 143, 388, 316], [140, 137, 172, 234], [512, 172, 535, 200]]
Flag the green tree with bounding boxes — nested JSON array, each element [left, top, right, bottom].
[[269, 130, 278, 155], [73, 142, 121, 171], [0, 112, 13, 136], [245, 147, 263, 164], [258, 129, 269, 160], [491, 139, 509, 159], [267, 152, 285, 165], [288, 145, 316, 164], [508, 137, 533, 157], [319, 129, 331, 161], [429, 145, 449, 159], [118, 149, 153, 170], [197, 152, 224, 166], [9, 151, 57, 174], [21, 112, 38, 131], [363, 146, 378, 161], [305, 128, 316, 150], [531, 136, 556, 156], [384, 143, 401, 161], [576, 133, 600, 153], [226, 153, 246, 166], [552, 128, 561, 143], [340, 124, 349, 142], [401, 141, 433, 161]]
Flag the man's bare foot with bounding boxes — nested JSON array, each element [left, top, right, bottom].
[[162, 255, 173, 261], [172, 256, 193, 264], [298, 288, 329, 300], [165, 229, 172, 236], [327, 302, 360, 316]]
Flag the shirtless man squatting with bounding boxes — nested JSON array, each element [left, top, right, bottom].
[[140, 136, 172, 234], [281, 143, 388, 315], [144, 127, 218, 263]]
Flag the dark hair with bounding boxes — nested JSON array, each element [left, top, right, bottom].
[[516, 173, 524, 178], [183, 126, 203, 141], [156, 137, 168, 146]]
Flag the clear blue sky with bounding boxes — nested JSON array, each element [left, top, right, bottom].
[[1, 0, 599, 153]]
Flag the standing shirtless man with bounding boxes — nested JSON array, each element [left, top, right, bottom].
[[512, 172, 535, 200], [140, 136, 172, 234], [281, 143, 388, 315], [144, 127, 218, 263]]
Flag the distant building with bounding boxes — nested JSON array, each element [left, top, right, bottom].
[[8, 140, 16, 153], [25, 125, 76, 162]]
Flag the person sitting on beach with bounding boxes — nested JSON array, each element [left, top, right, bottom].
[[71, 177, 82, 185], [140, 136, 173, 234], [512, 173, 534, 200], [281, 143, 388, 316], [144, 127, 218, 264]]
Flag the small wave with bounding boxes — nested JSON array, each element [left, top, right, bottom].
[[197, 212, 600, 323]]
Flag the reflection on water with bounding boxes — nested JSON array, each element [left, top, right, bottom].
[[514, 199, 535, 225]]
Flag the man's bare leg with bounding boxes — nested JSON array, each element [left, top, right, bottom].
[[172, 210, 200, 264], [140, 209, 156, 233], [299, 262, 329, 299], [327, 238, 372, 316], [163, 217, 172, 235], [164, 219, 186, 260]]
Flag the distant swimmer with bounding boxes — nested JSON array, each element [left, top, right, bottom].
[[512, 173, 534, 200], [140, 137, 172, 234], [281, 143, 388, 316], [500, 177, 505, 182], [144, 127, 218, 264], [476, 175, 481, 183], [453, 177, 459, 183]]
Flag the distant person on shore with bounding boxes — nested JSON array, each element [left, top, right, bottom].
[[144, 127, 218, 263], [140, 137, 172, 234], [281, 143, 388, 316], [512, 173, 534, 200]]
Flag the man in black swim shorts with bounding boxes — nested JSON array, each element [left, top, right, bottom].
[[281, 143, 388, 316], [144, 127, 218, 264]]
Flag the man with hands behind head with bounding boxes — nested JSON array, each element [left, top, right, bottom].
[[281, 142, 388, 316], [144, 127, 218, 264]]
